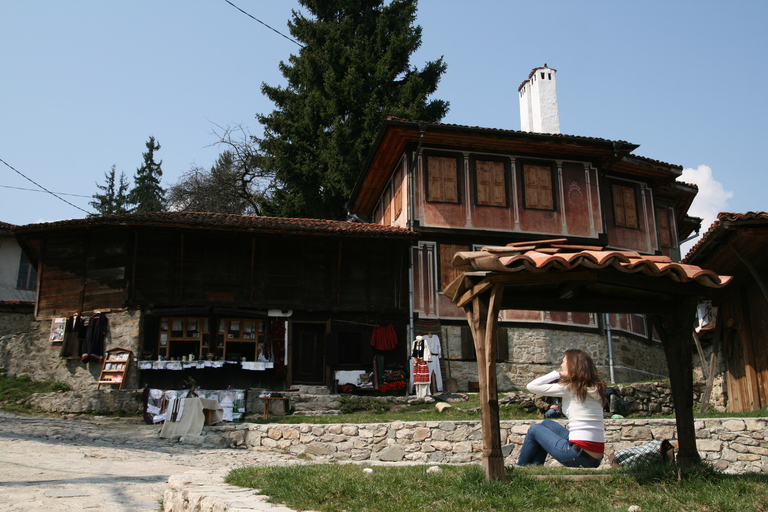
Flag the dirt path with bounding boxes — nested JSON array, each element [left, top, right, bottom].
[[0, 411, 302, 511]]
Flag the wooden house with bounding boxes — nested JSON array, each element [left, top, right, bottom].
[[683, 211, 768, 412], [14, 212, 416, 391], [347, 66, 700, 386]]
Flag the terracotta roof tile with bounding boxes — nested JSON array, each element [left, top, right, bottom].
[[14, 212, 418, 240], [452, 240, 731, 289], [683, 211, 768, 262]]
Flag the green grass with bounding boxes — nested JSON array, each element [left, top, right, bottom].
[[226, 463, 768, 512], [0, 373, 70, 413]]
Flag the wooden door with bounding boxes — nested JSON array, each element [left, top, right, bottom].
[[291, 323, 325, 384]]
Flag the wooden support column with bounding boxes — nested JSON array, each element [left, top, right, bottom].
[[651, 297, 701, 465], [464, 283, 507, 482]]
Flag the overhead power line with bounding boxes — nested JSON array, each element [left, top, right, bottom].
[[0, 157, 91, 215], [223, 0, 304, 48], [0, 184, 91, 198]]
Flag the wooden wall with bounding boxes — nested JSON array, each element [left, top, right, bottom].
[[33, 226, 410, 317], [721, 279, 768, 412]]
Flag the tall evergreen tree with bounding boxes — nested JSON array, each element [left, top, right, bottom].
[[89, 165, 130, 217], [258, 0, 448, 220], [129, 136, 165, 213]]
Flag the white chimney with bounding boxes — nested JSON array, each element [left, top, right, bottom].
[[518, 64, 560, 134]]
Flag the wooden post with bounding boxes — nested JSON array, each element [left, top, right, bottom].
[[652, 298, 701, 465], [464, 284, 507, 482], [692, 329, 709, 381]]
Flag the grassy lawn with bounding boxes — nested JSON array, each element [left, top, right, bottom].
[[226, 463, 768, 512]]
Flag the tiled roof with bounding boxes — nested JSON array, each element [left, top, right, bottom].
[[14, 211, 418, 240], [446, 238, 731, 299], [0, 222, 17, 232], [683, 211, 768, 262], [384, 117, 635, 147]]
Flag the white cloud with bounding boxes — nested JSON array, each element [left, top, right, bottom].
[[680, 165, 733, 254]]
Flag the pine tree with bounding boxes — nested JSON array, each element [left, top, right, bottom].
[[89, 165, 130, 217], [257, 0, 448, 220], [129, 136, 165, 213]]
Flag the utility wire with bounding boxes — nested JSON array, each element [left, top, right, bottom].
[[0, 184, 91, 198], [0, 157, 91, 215], [223, 0, 304, 48]]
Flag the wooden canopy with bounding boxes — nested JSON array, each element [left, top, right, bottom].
[[443, 238, 732, 481]]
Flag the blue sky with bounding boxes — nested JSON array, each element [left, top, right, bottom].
[[2, 1, 766, 252]]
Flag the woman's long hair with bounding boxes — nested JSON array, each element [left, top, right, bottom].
[[560, 349, 607, 406]]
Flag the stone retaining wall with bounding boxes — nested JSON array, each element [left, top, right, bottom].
[[199, 417, 766, 474], [0, 310, 143, 391]]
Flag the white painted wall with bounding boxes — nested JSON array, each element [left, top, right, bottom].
[[0, 234, 35, 301]]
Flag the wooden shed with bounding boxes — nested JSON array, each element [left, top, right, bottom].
[[684, 211, 768, 412]]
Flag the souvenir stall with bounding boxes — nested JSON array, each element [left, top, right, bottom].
[[138, 314, 289, 424]]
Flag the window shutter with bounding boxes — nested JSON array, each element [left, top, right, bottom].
[[476, 162, 491, 205], [440, 244, 469, 290], [613, 184, 626, 226], [491, 162, 506, 206], [623, 186, 638, 228], [613, 184, 639, 229], [657, 207, 671, 247], [476, 160, 506, 207], [428, 156, 458, 203], [524, 164, 553, 210]]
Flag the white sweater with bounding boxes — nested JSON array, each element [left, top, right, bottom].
[[526, 370, 605, 443]]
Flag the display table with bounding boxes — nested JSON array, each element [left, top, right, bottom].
[[159, 397, 223, 438]]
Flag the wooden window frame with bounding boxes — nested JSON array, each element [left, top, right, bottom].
[[519, 160, 556, 211], [471, 155, 509, 207], [425, 151, 462, 204], [16, 251, 37, 290], [611, 181, 640, 229]]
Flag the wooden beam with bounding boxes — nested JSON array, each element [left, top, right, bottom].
[[692, 329, 709, 381], [651, 298, 701, 466], [456, 278, 494, 308], [464, 284, 507, 482]]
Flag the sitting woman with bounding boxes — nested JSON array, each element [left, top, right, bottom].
[[517, 348, 607, 468]]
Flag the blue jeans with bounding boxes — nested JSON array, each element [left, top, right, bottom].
[[516, 420, 601, 468]]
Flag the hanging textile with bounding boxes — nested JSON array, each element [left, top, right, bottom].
[[372, 355, 385, 390], [81, 312, 108, 363], [59, 314, 85, 359], [414, 319, 441, 336], [424, 334, 444, 392], [370, 324, 398, 351]]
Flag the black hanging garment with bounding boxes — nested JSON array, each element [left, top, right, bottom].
[[59, 314, 84, 359], [81, 313, 108, 363]]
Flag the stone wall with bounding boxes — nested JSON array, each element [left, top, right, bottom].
[[0, 310, 143, 391], [201, 417, 766, 474], [441, 325, 669, 392]]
